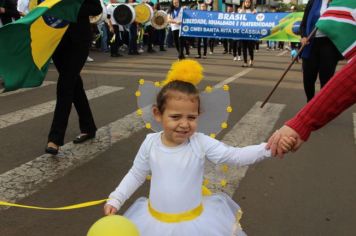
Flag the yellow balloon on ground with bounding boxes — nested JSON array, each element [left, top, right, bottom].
[[87, 215, 139, 236]]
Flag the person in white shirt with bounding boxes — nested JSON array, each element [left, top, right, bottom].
[[103, 60, 293, 236], [167, 0, 186, 60], [17, 0, 29, 16], [238, 0, 257, 67]]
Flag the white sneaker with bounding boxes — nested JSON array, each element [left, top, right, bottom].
[[209, 51, 213, 55], [233, 57, 237, 61], [138, 48, 144, 53], [237, 56, 241, 61], [86, 56, 94, 62]]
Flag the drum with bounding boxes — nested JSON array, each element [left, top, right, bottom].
[[89, 0, 107, 24], [151, 10, 168, 30], [113, 4, 136, 25], [133, 3, 154, 24]]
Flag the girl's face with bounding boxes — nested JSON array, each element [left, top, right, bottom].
[[153, 92, 199, 147], [173, 0, 180, 8], [200, 4, 207, 11], [244, 0, 251, 8]]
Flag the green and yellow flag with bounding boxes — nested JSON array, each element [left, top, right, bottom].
[[0, 0, 84, 92], [261, 12, 304, 43]]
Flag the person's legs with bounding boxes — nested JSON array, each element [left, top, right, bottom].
[[99, 22, 109, 52], [232, 40, 237, 58], [237, 40, 241, 59], [242, 40, 248, 65], [248, 41, 254, 65], [110, 25, 119, 56], [184, 37, 190, 55], [223, 39, 228, 53], [180, 36, 187, 58], [73, 76, 97, 136], [128, 23, 138, 54], [203, 38, 208, 56], [48, 39, 89, 146], [172, 30, 180, 54], [158, 29, 166, 51], [146, 25, 155, 52], [302, 45, 319, 102], [255, 40, 259, 51], [318, 37, 342, 88], [196, 38, 202, 57], [209, 38, 214, 53]]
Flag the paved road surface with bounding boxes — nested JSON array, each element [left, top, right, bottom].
[[0, 45, 355, 236]]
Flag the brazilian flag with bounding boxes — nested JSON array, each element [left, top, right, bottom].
[[261, 12, 304, 43], [0, 0, 84, 92]]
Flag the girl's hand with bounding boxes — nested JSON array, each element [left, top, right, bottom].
[[279, 136, 297, 153], [104, 204, 118, 215]]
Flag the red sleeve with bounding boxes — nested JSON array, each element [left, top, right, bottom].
[[285, 58, 356, 141]]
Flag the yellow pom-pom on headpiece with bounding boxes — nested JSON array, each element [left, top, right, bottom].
[[163, 59, 203, 86]]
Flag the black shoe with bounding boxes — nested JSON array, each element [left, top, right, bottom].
[[222, 51, 228, 54], [178, 55, 185, 60], [147, 49, 156, 53], [45, 145, 59, 155], [160, 47, 167, 51], [73, 133, 96, 144], [111, 53, 122, 57]]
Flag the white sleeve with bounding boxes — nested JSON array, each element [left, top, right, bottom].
[[106, 135, 152, 210], [197, 134, 271, 167], [17, 0, 29, 14]]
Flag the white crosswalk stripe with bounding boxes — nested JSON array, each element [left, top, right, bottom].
[[0, 110, 144, 205], [0, 86, 123, 129], [277, 50, 289, 56], [0, 81, 56, 97]]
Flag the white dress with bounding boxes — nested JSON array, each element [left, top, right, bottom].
[[107, 132, 271, 236]]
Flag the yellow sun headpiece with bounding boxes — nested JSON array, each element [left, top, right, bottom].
[[163, 59, 204, 86], [136, 60, 231, 135]]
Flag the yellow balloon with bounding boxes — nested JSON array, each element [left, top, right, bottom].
[[87, 215, 140, 236]]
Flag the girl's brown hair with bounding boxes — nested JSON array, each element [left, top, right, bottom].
[[156, 80, 200, 113]]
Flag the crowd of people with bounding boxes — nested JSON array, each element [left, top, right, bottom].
[[85, 0, 298, 65]]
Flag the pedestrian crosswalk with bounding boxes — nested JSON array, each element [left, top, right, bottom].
[[0, 81, 56, 97], [0, 77, 355, 214], [0, 86, 123, 129]]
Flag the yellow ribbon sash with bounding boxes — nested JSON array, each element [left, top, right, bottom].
[[0, 199, 108, 211], [148, 201, 203, 223]]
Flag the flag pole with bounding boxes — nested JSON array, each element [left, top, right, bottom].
[[260, 27, 318, 108]]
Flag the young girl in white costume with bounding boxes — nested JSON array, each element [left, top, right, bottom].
[[104, 60, 291, 235]]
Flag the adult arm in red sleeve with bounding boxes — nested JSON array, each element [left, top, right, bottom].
[[285, 58, 356, 141]]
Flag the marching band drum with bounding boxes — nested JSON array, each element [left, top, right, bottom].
[[151, 10, 168, 30], [90, 2, 165, 30]]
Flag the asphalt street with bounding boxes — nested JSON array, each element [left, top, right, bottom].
[[0, 44, 355, 236]]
